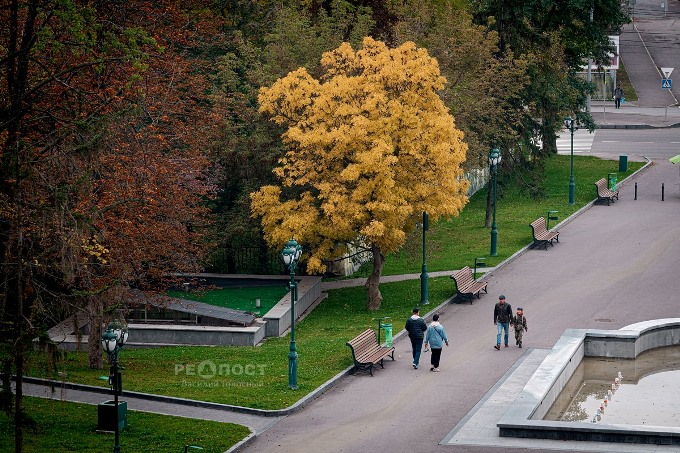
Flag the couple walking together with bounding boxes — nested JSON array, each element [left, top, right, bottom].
[[405, 308, 448, 371]]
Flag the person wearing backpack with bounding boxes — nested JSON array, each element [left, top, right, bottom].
[[424, 313, 449, 372]]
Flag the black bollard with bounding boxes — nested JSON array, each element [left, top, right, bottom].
[[634, 182, 637, 200], [662, 183, 664, 201]]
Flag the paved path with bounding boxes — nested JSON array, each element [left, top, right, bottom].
[[24, 383, 281, 435], [320, 269, 493, 291]]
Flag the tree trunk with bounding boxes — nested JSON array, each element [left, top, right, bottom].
[[88, 296, 103, 369], [14, 188, 25, 453], [541, 116, 558, 157], [364, 243, 384, 311], [14, 347, 23, 453]]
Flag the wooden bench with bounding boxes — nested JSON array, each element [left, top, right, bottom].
[[346, 329, 395, 376], [450, 266, 488, 303], [595, 178, 619, 205], [530, 217, 560, 250]]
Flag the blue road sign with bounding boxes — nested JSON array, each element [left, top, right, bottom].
[[662, 79, 672, 88]]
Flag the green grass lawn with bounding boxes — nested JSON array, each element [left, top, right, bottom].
[[26, 154, 644, 410], [28, 278, 449, 409], [1, 397, 250, 452], [168, 285, 289, 316]]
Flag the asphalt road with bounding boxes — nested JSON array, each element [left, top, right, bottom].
[[622, 0, 680, 106], [592, 128, 680, 157]]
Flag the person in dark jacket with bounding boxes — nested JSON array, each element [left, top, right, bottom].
[[614, 85, 624, 109], [493, 295, 513, 350], [405, 307, 428, 369]]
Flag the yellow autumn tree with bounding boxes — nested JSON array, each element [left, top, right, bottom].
[[251, 37, 469, 310]]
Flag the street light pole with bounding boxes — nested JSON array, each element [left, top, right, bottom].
[[489, 148, 501, 257], [420, 211, 429, 305], [282, 238, 302, 390], [564, 116, 577, 205], [102, 320, 128, 453]]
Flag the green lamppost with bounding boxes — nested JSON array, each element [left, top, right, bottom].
[[281, 238, 302, 390], [101, 319, 129, 453], [564, 116, 578, 205], [489, 147, 501, 257], [420, 211, 429, 305]]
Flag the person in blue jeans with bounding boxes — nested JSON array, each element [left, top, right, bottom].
[[493, 295, 513, 350], [405, 307, 427, 369]]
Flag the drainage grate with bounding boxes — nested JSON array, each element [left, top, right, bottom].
[[595, 318, 614, 322]]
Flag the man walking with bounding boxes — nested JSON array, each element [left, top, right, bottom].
[[493, 295, 513, 350], [405, 307, 428, 369]]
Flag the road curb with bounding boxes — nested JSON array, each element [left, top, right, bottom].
[[596, 122, 680, 129]]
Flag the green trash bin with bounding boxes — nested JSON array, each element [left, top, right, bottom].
[[97, 400, 127, 432], [380, 323, 393, 347], [619, 154, 628, 172], [608, 173, 617, 191]]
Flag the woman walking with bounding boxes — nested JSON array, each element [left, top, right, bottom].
[[424, 314, 449, 372]]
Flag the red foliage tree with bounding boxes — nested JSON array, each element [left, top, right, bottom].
[[1, 2, 228, 450]]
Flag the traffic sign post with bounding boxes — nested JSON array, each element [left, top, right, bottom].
[[661, 68, 674, 122]]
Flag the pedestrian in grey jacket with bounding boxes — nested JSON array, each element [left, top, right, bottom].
[[424, 313, 449, 372]]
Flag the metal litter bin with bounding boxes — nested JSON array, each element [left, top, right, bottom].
[[619, 154, 628, 172], [608, 173, 617, 191], [380, 323, 393, 347], [97, 400, 127, 432]]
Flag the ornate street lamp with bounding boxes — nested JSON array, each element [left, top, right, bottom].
[[281, 238, 302, 390], [489, 147, 501, 257], [564, 116, 578, 205], [420, 211, 429, 305], [101, 319, 129, 453]]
